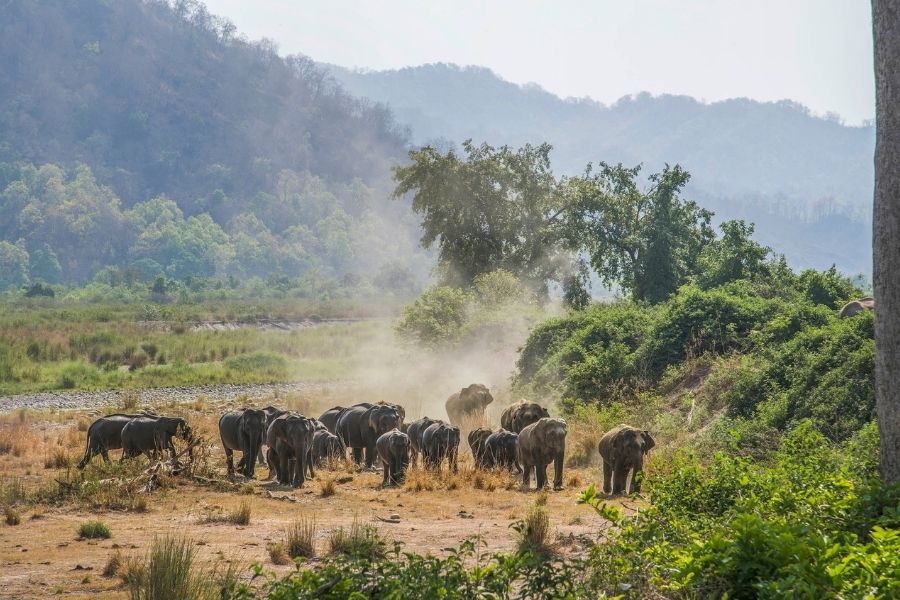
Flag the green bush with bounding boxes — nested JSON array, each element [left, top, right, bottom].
[[394, 285, 473, 347], [79, 520, 111, 539]]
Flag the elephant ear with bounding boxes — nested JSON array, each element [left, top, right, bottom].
[[641, 430, 656, 451]]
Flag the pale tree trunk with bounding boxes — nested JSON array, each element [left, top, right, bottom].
[[874, 0, 900, 485]]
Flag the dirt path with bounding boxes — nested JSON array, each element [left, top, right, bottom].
[[0, 381, 352, 413]]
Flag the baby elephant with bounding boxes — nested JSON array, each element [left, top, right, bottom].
[[484, 430, 521, 472], [376, 429, 410, 487], [598, 424, 655, 495], [312, 429, 345, 467], [422, 422, 460, 472], [517, 418, 567, 491]]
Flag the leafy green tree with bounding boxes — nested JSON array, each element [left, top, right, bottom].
[[0, 241, 29, 289], [28, 243, 62, 283], [392, 141, 567, 293], [564, 163, 714, 303], [695, 220, 771, 288]]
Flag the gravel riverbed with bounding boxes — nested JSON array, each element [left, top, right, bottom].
[[0, 381, 350, 412]]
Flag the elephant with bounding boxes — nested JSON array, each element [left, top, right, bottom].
[[445, 384, 494, 426], [467, 427, 493, 469], [500, 401, 550, 434], [598, 424, 655, 495], [376, 429, 410, 487], [237, 405, 286, 471], [484, 430, 521, 472], [336, 403, 402, 469], [266, 412, 316, 487], [422, 421, 460, 472], [219, 408, 267, 478], [406, 416, 442, 466], [121, 416, 193, 462], [77, 412, 156, 469], [839, 297, 875, 318], [518, 417, 567, 490], [312, 429, 345, 467], [318, 406, 346, 435]]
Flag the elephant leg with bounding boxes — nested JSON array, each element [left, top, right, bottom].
[[612, 463, 628, 495], [296, 451, 306, 488], [553, 453, 564, 490], [351, 447, 363, 468], [101, 447, 111, 463], [224, 447, 235, 476], [307, 448, 315, 480], [536, 462, 548, 489], [630, 464, 643, 494], [522, 464, 531, 489], [410, 447, 418, 468], [364, 444, 377, 469], [279, 453, 290, 486], [382, 461, 390, 487], [602, 460, 613, 494], [451, 447, 458, 473]]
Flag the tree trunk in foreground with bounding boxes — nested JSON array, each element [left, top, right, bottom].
[[873, 0, 900, 485]]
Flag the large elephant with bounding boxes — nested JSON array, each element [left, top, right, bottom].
[[312, 429, 345, 467], [376, 429, 410, 487], [445, 384, 494, 425], [484, 430, 521, 472], [422, 421, 460, 472], [121, 416, 193, 462], [598, 424, 655, 495], [518, 418, 567, 490], [839, 297, 875, 318], [500, 401, 550, 434], [318, 406, 347, 435], [77, 412, 155, 469], [406, 416, 441, 466], [219, 408, 267, 478], [467, 427, 493, 469], [266, 413, 316, 487], [336, 403, 402, 468]]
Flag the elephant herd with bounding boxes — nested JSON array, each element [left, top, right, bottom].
[[76, 384, 657, 495]]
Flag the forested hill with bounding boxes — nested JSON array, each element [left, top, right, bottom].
[[0, 0, 427, 286], [328, 63, 875, 276]]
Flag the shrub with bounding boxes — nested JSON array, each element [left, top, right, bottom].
[[128, 350, 150, 371], [394, 285, 473, 348], [126, 535, 208, 600], [4, 506, 21, 525], [327, 519, 385, 558], [79, 520, 111, 539], [514, 504, 553, 556], [285, 517, 317, 559]]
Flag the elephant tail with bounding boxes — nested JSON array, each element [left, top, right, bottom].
[[77, 427, 93, 469]]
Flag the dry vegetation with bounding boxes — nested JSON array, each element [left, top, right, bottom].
[[0, 392, 629, 598]]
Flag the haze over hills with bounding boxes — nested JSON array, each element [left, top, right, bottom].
[[328, 62, 875, 276], [0, 0, 427, 286]]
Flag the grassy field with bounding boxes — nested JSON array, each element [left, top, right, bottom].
[[0, 300, 387, 395], [0, 393, 623, 599]]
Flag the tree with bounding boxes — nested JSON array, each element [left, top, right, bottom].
[[873, 0, 900, 485], [392, 141, 568, 293], [565, 163, 714, 303], [695, 220, 771, 289], [0, 241, 29, 289]]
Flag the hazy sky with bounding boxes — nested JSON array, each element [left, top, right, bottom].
[[203, 0, 874, 124]]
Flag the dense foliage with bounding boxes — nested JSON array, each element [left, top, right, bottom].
[[0, 1, 428, 285]]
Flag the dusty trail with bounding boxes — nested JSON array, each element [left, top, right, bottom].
[[0, 381, 353, 413]]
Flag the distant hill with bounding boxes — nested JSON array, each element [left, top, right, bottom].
[[0, 0, 427, 286], [328, 63, 875, 276]]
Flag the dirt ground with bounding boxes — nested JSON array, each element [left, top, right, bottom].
[[0, 395, 632, 599]]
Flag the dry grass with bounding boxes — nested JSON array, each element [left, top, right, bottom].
[[267, 541, 291, 565], [4, 506, 21, 525], [515, 504, 555, 556], [102, 550, 123, 577], [319, 474, 337, 497], [44, 448, 72, 469], [201, 500, 252, 525], [285, 517, 317, 559]]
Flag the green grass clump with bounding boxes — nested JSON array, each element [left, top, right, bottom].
[[327, 518, 385, 558], [78, 520, 111, 539]]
